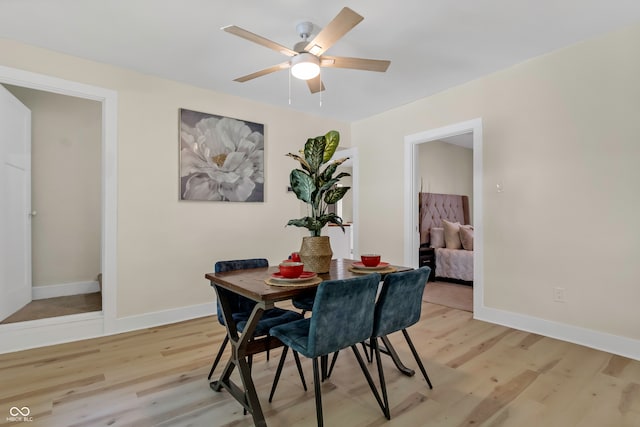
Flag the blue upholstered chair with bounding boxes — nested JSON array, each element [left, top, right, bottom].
[[291, 290, 372, 374], [207, 259, 305, 385], [371, 266, 433, 419], [269, 274, 386, 427], [291, 289, 316, 315]]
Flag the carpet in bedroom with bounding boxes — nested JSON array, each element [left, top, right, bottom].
[[422, 281, 473, 312]]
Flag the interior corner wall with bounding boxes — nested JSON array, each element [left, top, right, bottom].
[[418, 140, 473, 224], [352, 22, 640, 343], [3, 85, 101, 287], [0, 39, 349, 318]]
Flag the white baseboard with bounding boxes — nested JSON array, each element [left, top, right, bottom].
[[0, 312, 104, 354], [474, 305, 640, 361], [0, 302, 216, 355], [114, 302, 216, 334], [32, 281, 100, 300]]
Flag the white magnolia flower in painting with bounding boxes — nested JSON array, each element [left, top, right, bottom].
[[180, 116, 264, 201]]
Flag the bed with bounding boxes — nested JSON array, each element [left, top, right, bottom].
[[419, 192, 473, 283]]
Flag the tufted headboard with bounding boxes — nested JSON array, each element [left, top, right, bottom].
[[419, 192, 470, 246]]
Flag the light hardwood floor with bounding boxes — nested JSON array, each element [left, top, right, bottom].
[[0, 302, 638, 427]]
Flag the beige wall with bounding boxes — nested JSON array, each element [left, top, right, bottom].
[[0, 39, 349, 317], [418, 140, 473, 224], [4, 85, 101, 287], [353, 23, 640, 341]]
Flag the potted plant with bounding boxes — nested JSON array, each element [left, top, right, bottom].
[[286, 130, 350, 272]]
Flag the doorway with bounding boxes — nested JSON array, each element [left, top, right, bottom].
[[0, 65, 117, 354], [403, 118, 483, 313], [0, 85, 102, 324]]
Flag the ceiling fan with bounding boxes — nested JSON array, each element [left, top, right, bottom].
[[222, 7, 391, 93]]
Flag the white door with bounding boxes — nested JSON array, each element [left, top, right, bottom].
[[0, 84, 32, 322]]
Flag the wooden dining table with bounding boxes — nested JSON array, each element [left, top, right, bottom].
[[205, 258, 415, 427]]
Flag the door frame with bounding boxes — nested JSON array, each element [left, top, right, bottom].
[[0, 65, 118, 352], [403, 118, 483, 312], [329, 146, 359, 257]]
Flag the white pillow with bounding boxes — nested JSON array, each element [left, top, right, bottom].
[[459, 225, 474, 251], [442, 219, 462, 249], [430, 227, 445, 248]]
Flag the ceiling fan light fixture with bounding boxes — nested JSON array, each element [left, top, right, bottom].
[[223, 8, 389, 93], [290, 53, 320, 80]]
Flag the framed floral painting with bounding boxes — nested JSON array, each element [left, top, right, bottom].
[[179, 108, 264, 202]]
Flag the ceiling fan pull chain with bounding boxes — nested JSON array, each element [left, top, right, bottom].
[[288, 68, 292, 105], [319, 71, 322, 107]]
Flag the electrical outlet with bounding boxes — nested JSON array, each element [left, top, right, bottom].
[[553, 287, 566, 303]]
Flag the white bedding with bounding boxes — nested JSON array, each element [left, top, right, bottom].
[[435, 248, 473, 282]]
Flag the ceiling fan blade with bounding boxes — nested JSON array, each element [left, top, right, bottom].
[[306, 75, 325, 94], [222, 25, 297, 57], [321, 56, 391, 72], [233, 62, 290, 82], [304, 7, 363, 55]]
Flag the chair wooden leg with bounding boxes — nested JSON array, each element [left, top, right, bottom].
[[372, 337, 391, 419], [292, 350, 307, 391], [402, 329, 433, 389], [350, 345, 386, 417], [269, 346, 289, 402], [312, 357, 324, 427], [207, 335, 229, 380]]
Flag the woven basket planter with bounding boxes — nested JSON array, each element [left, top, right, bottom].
[[299, 236, 333, 273]]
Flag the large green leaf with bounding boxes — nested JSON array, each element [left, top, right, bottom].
[[304, 137, 326, 172], [289, 169, 315, 203], [325, 212, 343, 225], [321, 158, 349, 182], [321, 162, 338, 181], [324, 186, 350, 204], [312, 178, 338, 208], [286, 152, 311, 174], [322, 163, 351, 182], [318, 213, 345, 232], [317, 178, 339, 194], [323, 130, 340, 163], [287, 217, 323, 235]]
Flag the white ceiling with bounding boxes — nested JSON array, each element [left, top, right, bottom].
[[2, 1, 640, 122]]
